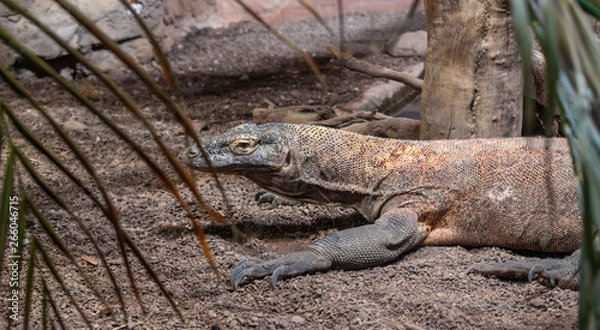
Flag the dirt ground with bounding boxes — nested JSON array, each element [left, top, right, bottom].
[[1, 14, 579, 330]]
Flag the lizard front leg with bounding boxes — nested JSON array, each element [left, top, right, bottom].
[[231, 208, 428, 289]]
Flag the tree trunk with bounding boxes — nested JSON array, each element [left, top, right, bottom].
[[421, 0, 522, 139]]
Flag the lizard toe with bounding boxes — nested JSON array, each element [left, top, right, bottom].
[[269, 263, 312, 288], [234, 252, 279, 270], [528, 265, 563, 288], [255, 191, 297, 208], [255, 191, 280, 208], [231, 267, 272, 289], [230, 262, 273, 289], [230, 249, 334, 289], [230, 252, 282, 289]]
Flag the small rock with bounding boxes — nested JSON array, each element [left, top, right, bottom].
[[121, 38, 154, 64], [63, 119, 89, 132], [357, 311, 369, 323], [0, 42, 18, 68], [60, 67, 74, 80], [85, 49, 126, 80], [15, 68, 35, 79], [290, 315, 306, 325], [315, 288, 324, 296], [387, 30, 427, 57], [530, 298, 545, 307]]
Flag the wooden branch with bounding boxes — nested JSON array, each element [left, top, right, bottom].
[[342, 117, 420, 140], [252, 105, 421, 140], [326, 44, 423, 90], [531, 49, 546, 105], [307, 110, 391, 127], [252, 105, 336, 124]]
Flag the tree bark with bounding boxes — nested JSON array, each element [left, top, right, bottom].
[[421, 0, 522, 139]]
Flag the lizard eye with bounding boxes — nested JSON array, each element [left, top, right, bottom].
[[229, 137, 258, 155], [187, 144, 199, 158]]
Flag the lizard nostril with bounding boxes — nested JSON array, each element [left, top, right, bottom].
[[285, 151, 291, 165]]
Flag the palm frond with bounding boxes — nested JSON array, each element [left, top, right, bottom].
[[0, 0, 230, 325], [0, 144, 16, 270], [511, 0, 600, 327]]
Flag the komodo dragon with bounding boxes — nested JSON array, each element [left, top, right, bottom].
[[184, 123, 584, 289]]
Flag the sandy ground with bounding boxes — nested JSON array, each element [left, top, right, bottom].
[[1, 14, 579, 330]]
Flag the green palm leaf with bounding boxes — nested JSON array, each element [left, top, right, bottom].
[[0, 0, 228, 326], [511, 0, 600, 328]]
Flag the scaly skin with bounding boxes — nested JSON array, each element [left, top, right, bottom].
[[185, 123, 582, 289]]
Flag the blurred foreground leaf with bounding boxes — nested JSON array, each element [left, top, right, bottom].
[[511, 0, 600, 328], [0, 0, 230, 326]]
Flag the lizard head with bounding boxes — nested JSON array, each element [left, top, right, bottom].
[[184, 122, 372, 206], [184, 123, 295, 177]]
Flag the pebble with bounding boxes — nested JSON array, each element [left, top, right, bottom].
[[530, 298, 545, 307], [387, 30, 427, 57], [290, 315, 306, 324], [63, 119, 89, 132]]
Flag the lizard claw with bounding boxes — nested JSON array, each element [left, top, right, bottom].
[[527, 265, 539, 283], [271, 265, 287, 288], [230, 258, 253, 289], [528, 265, 557, 287], [230, 252, 280, 289], [527, 265, 542, 282], [231, 268, 249, 289], [465, 263, 477, 274]]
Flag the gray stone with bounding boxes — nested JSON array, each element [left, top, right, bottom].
[[290, 315, 306, 325], [0, 0, 222, 75], [1, 0, 141, 60], [63, 119, 89, 132], [387, 30, 427, 57], [60, 66, 74, 80], [342, 62, 424, 111], [85, 49, 127, 80], [530, 298, 545, 308], [3, 0, 426, 80], [0, 41, 18, 68], [121, 38, 154, 64]]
